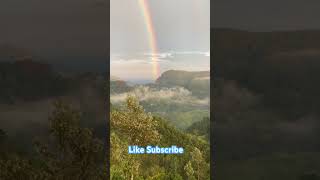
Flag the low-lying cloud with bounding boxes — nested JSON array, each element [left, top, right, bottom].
[[111, 85, 209, 106]]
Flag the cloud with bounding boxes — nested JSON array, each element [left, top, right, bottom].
[[143, 52, 174, 59], [112, 50, 210, 63], [111, 58, 149, 64], [110, 51, 210, 81], [111, 0, 210, 53], [111, 86, 209, 106], [171, 51, 210, 57]]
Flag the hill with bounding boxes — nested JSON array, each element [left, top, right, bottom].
[[110, 71, 210, 129], [110, 97, 210, 179], [110, 76, 132, 94], [156, 70, 210, 97], [111, 70, 210, 97], [0, 60, 69, 103]]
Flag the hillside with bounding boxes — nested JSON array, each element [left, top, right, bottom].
[[110, 77, 132, 94], [0, 60, 69, 103], [110, 70, 210, 129], [111, 70, 210, 97], [110, 97, 210, 179], [156, 70, 210, 97]]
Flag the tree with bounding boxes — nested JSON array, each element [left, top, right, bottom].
[[0, 101, 108, 179], [0, 156, 43, 180], [184, 161, 196, 180], [111, 96, 160, 145], [190, 147, 209, 180], [34, 100, 106, 180], [111, 96, 162, 180], [110, 96, 210, 179]]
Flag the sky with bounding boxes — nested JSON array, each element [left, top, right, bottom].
[[2, 0, 320, 74], [212, 0, 320, 31], [111, 0, 210, 82]]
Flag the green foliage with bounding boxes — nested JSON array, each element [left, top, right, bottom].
[[187, 117, 210, 140], [0, 100, 107, 180], [156, 70, 210, 97], [166, 110, 209, 130], [110, 80, 132, 94], [184, 161, 196, 180], [111, 96, 160, 145], [190, 147, 209, 180], [111, 96, 210, 179], [138, 98, 210, 130], [0, 156, 40, 180]]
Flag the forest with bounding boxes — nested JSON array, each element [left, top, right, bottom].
[[0, 60, 211, 179], [110, 70, 211, 179], [110, 96, 210, 179], [0, 101, 107, 179]]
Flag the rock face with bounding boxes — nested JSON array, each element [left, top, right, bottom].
[[156, 70, 210, 97]]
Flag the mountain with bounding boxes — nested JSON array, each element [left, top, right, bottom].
[[110, 77, 132, 94], [110, 70, 210, 97], [0, 60, 69, 103], [110, 97, 210, 179], [110, 71, 210, 129], [156, 70, 210, 97]]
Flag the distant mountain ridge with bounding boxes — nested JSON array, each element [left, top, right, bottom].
[[111, 70, 210, 97], [110, 76, 132, 94], [155, 70, 210, 97], [0, 60, 69, 103], [156, 70, 209, 82]]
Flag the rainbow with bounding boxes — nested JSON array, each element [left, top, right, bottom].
[[138, 0, 160, 80]]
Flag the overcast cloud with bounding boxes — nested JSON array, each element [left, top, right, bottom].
[[110, 0, 210, 81], [111, 0, 210, 53]]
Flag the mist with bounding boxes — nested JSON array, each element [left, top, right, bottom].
[[111, 85, 209, 107]]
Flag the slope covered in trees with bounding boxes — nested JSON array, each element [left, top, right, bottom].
[[111, 96, 210, 179], [156, 70, 210, 98], [0, 60, 69, 103], [0, 101, 107, 179], [110, 70, 210, 130]]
